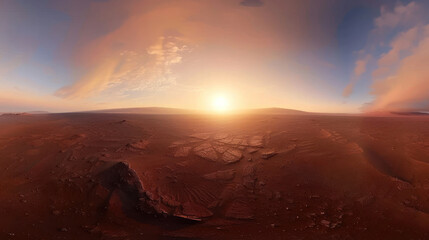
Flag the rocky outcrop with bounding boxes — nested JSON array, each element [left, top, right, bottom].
[[261, 149, 277, 159], [98, 162, 221, 221], [193, 143, 218, 161], [168, 132, 267, 164], [203, 169, 236, 181]]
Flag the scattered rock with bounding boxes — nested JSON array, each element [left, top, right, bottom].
[[248, 136, 264, 147], [261, 150, 277, 159], [190, 133, 211, 140], [213, 133, 229, 140], [218, 137, 233, 144], [320, 219, 330, 228], [319, 129, 332, 138], [174, 146, 192, 157], [128, 139, 149, 150], [242, 165, 257, 189], [221, 148, 243, 164], [194, 143, 218, 161], [169, 140, 187, 148], [330, 221, 342, 229], [213, 144, 228, 154], [247, 147, 259, 154]]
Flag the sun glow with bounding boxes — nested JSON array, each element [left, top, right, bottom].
[[212, 95, 230, 113]]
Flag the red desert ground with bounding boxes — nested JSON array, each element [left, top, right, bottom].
[[1, 108, 429, 239], [4, 0, 429, 239]]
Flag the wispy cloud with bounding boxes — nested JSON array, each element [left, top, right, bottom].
[[56, 36, 189, 98], [365, 24, 429, 112], [342, 1, 429, 112], [352, 1, 429, 112], [343, 53, 371, 97], [374, 2, 422, 30]]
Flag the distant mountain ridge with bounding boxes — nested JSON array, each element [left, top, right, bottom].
[[390, 111, 429, 116], [240, 107, 309, 115], [88, 107, 197, 114], [88, 107, 309, 115], [0, 111, 49, 116]]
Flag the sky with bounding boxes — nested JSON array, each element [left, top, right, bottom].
[[1, 0, 429, 113]]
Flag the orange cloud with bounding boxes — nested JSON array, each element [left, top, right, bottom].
[[366, 25, 429, 112], [56, 35, 189, 98], [344, 1, 429, 112], [374, 2, 421, 30], [343, 54, 371, 97], [372, 27, 418, 79], [52, 0, 349, 101]]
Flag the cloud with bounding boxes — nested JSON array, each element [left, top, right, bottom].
[[343, 1, 429, 112], [365, 24, 429, 112], [240, 0, 263, 7], [372, 27, 419, 79], [52, 0, 349, 101], [362, 1, 429, 112], [55, 36, 189, 98], [343, 2, 424, 99], [374, 2, 422, 30], [0, 89, 92, 112], [343, 54, 371, 97]]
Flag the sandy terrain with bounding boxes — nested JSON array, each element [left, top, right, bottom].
[[1, 113, 429, 239]]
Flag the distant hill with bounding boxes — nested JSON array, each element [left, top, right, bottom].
[[88, 107, 197, 115], [86, 107, 314, 115], [0, 111, 49, 116], [241, 108, 309, 115], [362, 111, 429, 117], [86, 107, 311, 115], [390, 111, 429, 116]]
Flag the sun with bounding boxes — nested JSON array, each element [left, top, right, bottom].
[[212, 95, 230, 112]]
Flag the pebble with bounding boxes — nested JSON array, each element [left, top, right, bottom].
[[320, 220, 330, 228], [52, 210, 61, 216]]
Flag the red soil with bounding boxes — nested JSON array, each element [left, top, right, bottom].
[[1, 113, 429, 239]]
